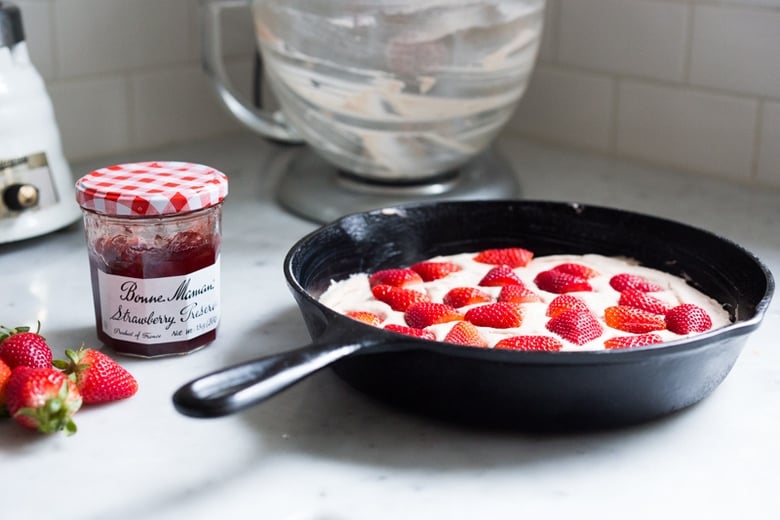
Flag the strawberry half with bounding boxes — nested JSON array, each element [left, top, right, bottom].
[[609, 273, 663, 292], [546, 309, 603, 345], [534, 269, 592, 294], [552, 262, 599, 279], [665, 304, 713, 334], [494, 335, 563, 352], [54, 348, 138, 404], [0, 324, 53, 369], [404, 302, 463, 329], [384, 324, 436, 341], [497, 285, 543, 304], [547, 294, 590, 318], [410, 261, 462, 282], [604, 305, 666, 334], [442, 287, 493, 308], [604, 333, 664, 350], [371, 284, 430, 311], [474, 247, 534, 268], [345, 311, 383, 327], [618, 289, 671, 314], [4, 367, 82, 434], [443, 321, 487, 347], [368, 268, 423, 288], [464, 302, 523, 329], [478, 265, 523, 287]]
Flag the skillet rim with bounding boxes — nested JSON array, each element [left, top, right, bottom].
[[283, 199, 774, 364]]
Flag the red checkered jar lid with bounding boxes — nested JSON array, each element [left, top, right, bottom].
[[75, 161, 228, 217]]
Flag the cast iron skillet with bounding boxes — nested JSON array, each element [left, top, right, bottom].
[[173, 200, 774, 430]]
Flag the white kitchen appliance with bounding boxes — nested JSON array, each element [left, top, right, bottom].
[[0, 1, 80, 244], [201, 0, 544, 222]]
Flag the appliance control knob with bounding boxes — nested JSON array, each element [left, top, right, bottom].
[[3, 183, 40, 211]]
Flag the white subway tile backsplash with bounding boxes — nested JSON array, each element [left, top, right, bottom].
[[616, 81, 758, 180], [130, 65, 244, 150], [690, 5, 780, 99], [511, 66, 614, 152], [47, 77, 131, 162], [757, 102, 780, 185], [558, 0, 689, 82], [54, 0, 194, 78]]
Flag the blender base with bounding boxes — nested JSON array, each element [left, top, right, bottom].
[[276, 147, 520, 223]]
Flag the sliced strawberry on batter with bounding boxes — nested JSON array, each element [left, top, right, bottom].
[[604, 333, 664, 350], [494, 335, 563, 352], [609, 273, 663, 292], [371, 284, 430, 312], [545, 294, 589, 318], [478, 265, 523, 287], [497, 284, 543, 304], [404, 302, 463, 329], [546, 309, 603, 345], [464, 302, 523, 329], [534, 269, 592, 294], [442, 287, 493, 308], [410, 261, 462, 282], [384, 324, 436, 341], [552, 262, 599, 279], [345, 311, 383, 327], [618, 289, 671, 314], [604, 305, 666, 333], [368, 268, 423, 288], [443, 321, 488, 347], [665, 303, 713, 334], [474, 247, 533, 268]]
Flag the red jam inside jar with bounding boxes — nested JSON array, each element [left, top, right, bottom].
[[76, 162, 228, 358]]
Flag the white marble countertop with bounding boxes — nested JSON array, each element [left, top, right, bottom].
[[2, 133, 778, 520]]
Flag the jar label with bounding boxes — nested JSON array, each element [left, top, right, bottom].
[[97, 260, 220, 344]]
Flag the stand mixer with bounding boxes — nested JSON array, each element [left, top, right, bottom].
[[200, 0, 545, 222]]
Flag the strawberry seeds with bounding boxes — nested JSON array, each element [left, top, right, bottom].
[[319, 248, 731, 352]]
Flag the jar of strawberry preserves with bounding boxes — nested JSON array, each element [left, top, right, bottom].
[[75, 162, 228, 358]]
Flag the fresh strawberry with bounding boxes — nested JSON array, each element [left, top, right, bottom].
[[497, 284, 543, 304], [546, 309, 603, 345], [609, 273, 663, 292], [618, 289, 671, 314], [0, 324, 53, 369], [494, 335, 563, 352], [0, 358, 11, 414], [604, 305, 666, 334], [345, 311, 383, 327], [4, 367, 82, 434], [665, 304, 713, 334], [604, 333, 664, 350], [442, 287, 493, 308], [534, 269, 592, 294], [552, 262, 599, 279], [384, 324, 436, 341], [545, 294, 589, 318], [464, 302, 523, 329], [474, 247, 534, 268], [368, 268, 423, 288], [478, 265, 523, 287], [410, 261, 462, 282], [404, 302, 463, 329], [53, 347, 138, 404], [443, 321, 487, 347], [371, 284, 430, 311]]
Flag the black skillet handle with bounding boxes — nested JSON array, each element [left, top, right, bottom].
[[172, 341, 365, 418]]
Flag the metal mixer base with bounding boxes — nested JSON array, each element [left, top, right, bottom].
[[276, 147, 520, 223]]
